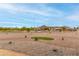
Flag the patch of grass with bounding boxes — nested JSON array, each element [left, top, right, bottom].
[[33, 37, 38, 41], [31, 36, 54, 41]]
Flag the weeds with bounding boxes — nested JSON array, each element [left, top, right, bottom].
[[52, 49, 58, 52], [31, 36, 54, 41], [62, 37, 64, 40], [34, 37, 38, 41], [25, 35, 27, 38], [8, 41, 12, 44]]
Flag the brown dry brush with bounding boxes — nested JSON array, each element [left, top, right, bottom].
[[62, 37, 64, 40], [8, 41, 12, 44], [52, 49, 58, 52], [25, 35, 27, 38]]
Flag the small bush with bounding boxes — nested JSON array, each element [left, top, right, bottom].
[[31, 36, 54, 41], [34, 37, 38, 41], [25, 35, 27, 38], [8, 41, 12, 44], [52, 49, 58, 52], [62, 37, 64, 40]]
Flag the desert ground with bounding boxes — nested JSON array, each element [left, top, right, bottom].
[[0, 31, 79, 56]]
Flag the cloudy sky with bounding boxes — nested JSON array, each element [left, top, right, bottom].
[[0, 3, 79, 27]]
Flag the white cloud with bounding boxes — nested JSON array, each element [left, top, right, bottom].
[[0, 4, 17, 14], [66, 9, 79, 21], [0, 3, 63, 17], [65, 5, 79, 21], [0, 21, 23, 24], [66, 14, 79, 20]]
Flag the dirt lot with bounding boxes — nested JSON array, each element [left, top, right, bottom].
[[0, 31, 79, 56]]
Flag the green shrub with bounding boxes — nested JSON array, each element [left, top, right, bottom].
[[34, 37, 38, 41], [31, 36, 54, 41]]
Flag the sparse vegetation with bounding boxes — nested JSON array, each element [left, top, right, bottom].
[[25, 35, 27, 38], [0, 27, 35, 32], [52, 49, 58, 52], [34, 37, 38, 41], [0, 25, 77, 32], [62, 37, 64, 40], [0, 28, 78, 55], [8, 41, 12, 44], [31, 36, 54, 41]]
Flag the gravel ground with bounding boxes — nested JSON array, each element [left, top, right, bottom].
[[0, 32, 78, 56]]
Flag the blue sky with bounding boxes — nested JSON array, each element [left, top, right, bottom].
[[0, 3, 79, 27]]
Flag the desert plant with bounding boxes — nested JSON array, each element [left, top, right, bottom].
[[31, 36, 54, 41], [62, 37, 64, 40], [8, 41, 12, 44], [34, 37, 38, 41], [25, 35, 27, 38], [52, 49, 58, 52], [26, 28, 30, 32]]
